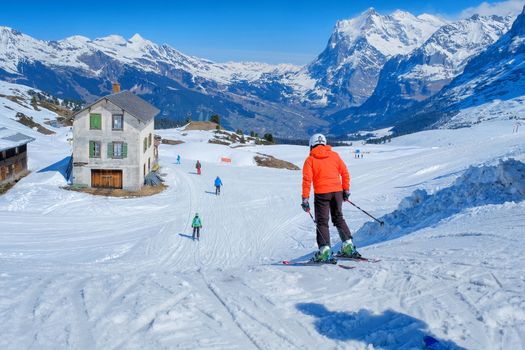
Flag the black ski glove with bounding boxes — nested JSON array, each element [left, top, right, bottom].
[[343, 190, 350, 201], [301, 198, 310, 212]]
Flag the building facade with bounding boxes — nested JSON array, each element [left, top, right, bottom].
[[0, 127, 34, 186], [72, 89, 160, 191]]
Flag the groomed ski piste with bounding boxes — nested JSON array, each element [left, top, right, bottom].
[[1, 83, 525, 349]]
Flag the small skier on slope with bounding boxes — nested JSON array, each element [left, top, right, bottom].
[[214, 176, 223, 195], [191, 213, 202, 241], [301, 133, 360, 262], [176, 155, 181, 164], [196, 160, 202, 175]]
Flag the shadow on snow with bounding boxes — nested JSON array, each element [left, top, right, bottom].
[[296, 303, 466, 349]]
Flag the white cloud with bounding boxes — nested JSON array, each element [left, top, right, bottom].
[[460, 0, 525, 18]]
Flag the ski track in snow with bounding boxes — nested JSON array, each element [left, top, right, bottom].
[[0, 119, 525, 349]]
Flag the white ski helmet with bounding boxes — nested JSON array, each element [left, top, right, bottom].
[[309, 133, 327, 148]]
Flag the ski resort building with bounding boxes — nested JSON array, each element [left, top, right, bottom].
[[0, 127, 34, 186], [72, 84, 160, 191]]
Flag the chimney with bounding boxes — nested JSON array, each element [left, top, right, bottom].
[[112, 82, 121, 94]]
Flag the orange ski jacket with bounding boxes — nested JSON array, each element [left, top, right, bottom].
[[302, 145, 350, 198]]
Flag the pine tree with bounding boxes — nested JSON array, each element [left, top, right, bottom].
[[210, 114, 220, 125], [264, 133, 274, 143]]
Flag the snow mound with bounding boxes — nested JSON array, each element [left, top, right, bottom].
[[356, 158, 525, 246]]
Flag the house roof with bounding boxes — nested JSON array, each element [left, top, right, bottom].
[[0, 127, 35, 152], [75, 90, 160, 123]]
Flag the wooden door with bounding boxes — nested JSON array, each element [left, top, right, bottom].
[[91, 169, 123, 189]]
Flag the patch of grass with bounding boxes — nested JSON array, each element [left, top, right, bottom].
[[161, 138, 185, 145], [254, 154, 300, 170], [16, 112, 55, 135], [183, 121, 221, 131], [0, 94, 30, 109], [64, 184, 168, 198], [208, 139, 230, 146]]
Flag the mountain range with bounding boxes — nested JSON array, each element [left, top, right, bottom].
[[0, 5, 524, 138]]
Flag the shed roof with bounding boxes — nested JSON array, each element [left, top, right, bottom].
[[0, 127, 35, 152], [75, 91, 160, 123]]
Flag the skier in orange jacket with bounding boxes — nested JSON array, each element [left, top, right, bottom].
[[301, 133, 360, 262]]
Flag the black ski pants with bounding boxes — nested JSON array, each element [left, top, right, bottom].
[[314, 191, 352, 248], [215, 185, 221, 195], [192, 227, 200, 239]]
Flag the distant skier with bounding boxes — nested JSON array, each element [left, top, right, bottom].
[[301, 133, 360, 262], [191, 213, 202, 241], [196, 160, 202, 175], [214, 176, 223, 195], [176, 155, 181, 164]]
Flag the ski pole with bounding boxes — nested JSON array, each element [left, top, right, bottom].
[[305, 209, 331, 247], [307, 210, 316, 223], [345, 199, 384, 226]]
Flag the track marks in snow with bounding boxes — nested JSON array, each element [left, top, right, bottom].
[[201, 272, 314, 350]]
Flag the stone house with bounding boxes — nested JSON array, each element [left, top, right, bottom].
[[72, 86, 160, 191], [0, 127, 34, 186]]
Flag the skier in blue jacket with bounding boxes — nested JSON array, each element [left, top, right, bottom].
[[214, 176, 223, 195]]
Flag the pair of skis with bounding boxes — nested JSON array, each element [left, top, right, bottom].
[[279, 254, 380, 270]]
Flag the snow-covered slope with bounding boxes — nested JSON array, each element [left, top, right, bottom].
[[1, 76, 525, 349], [0, 81, 65, 133]]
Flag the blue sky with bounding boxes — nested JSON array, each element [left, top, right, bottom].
[[1, 0, 522, 64]]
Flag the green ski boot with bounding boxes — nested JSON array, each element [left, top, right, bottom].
[[312, 245, 334, 263], [339, 239, 361, 258]]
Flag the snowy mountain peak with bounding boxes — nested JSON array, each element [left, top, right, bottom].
[[305, 9, 447, 107], [130, 33, 144, 40], [333, 9, 446, 57], [128, 33, 151, 46]]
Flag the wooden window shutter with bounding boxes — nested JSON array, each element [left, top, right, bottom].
[[107, 142, 113, 158], [89, 141, 94, 158], [122, 143, 128, 158]]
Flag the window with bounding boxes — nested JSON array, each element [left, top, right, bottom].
[[107, 142, 127, 159], [148, 157, 151, 171], [112, 114, 123, 130], [148, 133, 152, 148], [89, 141, 101, 158], [90, 113, 102, 130], [143, 137, 147, 153]]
